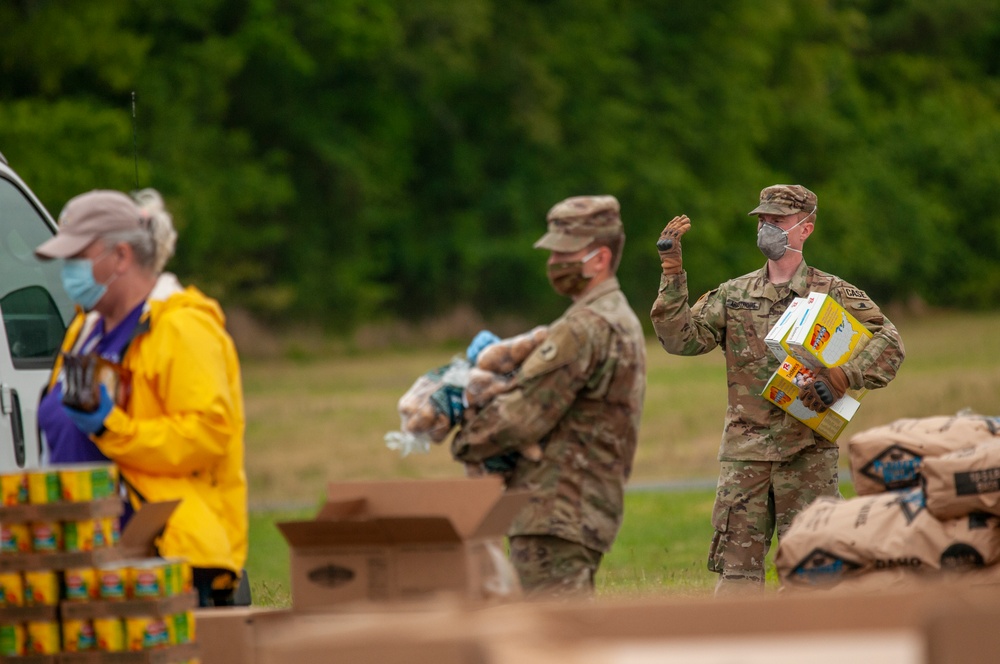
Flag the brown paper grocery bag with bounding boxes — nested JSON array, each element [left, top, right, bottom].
[[923, 440, 1000, 520], [776, 489, 1000, 590], [847, 413, 1000, 495]]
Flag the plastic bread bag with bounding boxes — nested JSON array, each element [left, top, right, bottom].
[[480, 539, 523, 600], [385, 357, 470, 456], [464, 367, 514, 408]]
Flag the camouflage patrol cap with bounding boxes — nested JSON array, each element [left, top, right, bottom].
[[534, 195, 624, 252], [747, 184, 818, 216]]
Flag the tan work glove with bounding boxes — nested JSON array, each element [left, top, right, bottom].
[[657, 215, 691, 275], [799, 366, 850, 413]]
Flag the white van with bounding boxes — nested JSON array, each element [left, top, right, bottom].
[[0, 152, 76, 471]]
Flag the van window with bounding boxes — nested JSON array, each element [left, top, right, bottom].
[[0, 177, 73, 368], [2, 286, 66, 368]]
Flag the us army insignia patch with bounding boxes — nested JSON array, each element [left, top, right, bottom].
[[520, 325, 576, 379]]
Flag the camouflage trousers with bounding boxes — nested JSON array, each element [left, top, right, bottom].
[[509, 535, 603, 599], [708, 446, 840, 596]]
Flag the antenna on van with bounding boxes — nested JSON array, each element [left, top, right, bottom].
[[131, 91, 139, 188]]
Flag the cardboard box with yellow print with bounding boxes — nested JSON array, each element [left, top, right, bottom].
[[785, 292, 872, 370], [762, 356, 862, 442]]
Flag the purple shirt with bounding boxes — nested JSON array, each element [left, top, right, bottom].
[[39, 303, 145, 464]]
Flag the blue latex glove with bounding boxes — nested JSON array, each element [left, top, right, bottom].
[[63, 383, 113, 436], [466, 330, 501, 365]]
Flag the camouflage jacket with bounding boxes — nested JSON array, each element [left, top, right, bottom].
[[452, 278, 646, 552], [650, 261, 905, 461]]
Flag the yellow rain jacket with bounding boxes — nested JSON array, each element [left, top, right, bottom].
[[48, 274, 247, 573]]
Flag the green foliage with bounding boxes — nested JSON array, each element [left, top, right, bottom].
[[2, 0, 1000, 329]]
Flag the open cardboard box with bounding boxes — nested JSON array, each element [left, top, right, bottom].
[[119, 499, 180, 557], [277, 477, 529, 610]]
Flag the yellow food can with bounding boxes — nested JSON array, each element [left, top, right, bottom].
[[23, 570, 59, 606], [26, 470, 60, 504], [164, 613, 176, 645], [91, 463, 118, 499], [0, 523, 31, 554], [0, 472, 27, 505], [0, 623, 25, 656], [62, 618, 96, 652], [92, 518, 108, 549], [64, 567, 99, 601], [0, 572, 24, 607], [30, 521, 62, 552], [172, 610, 195, 644], [97, 561, 129, 600], [125, 616, 169, 651], [181, 559, 193, 593], [129, 560, 167, 599], [63, 519, 97, 552], [58, 466, 93, 502], [94, 616, 125, 652], [25, 620, 60, 654], [100, 516, 120, 548], [163, 557, 188, 596]]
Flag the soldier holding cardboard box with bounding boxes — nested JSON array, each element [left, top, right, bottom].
[[649, 184, 905, 596]]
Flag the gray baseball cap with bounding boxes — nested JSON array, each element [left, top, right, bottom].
[[35, 190, 143, 259]]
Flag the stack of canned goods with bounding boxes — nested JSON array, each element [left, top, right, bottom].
[[65, 557, 196, 653], [1, 557, 196, 656], [1, 463, 119, 506], [0, 463, 200, 660], [0, 463, 121, 556], [80, 608, 197, 653], [0, 566, 61, 655]]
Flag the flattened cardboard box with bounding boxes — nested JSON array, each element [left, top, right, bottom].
[[277, 477, 529, 609]]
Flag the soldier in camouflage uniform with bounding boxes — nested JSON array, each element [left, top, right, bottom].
[[650, 184, 905, 596], [452, 195, 646, 598]]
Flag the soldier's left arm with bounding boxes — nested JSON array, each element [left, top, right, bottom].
[[833, 285, 906, 390], [451, 315, 597, 463]]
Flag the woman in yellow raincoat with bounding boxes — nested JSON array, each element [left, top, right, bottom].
[[36, 189, 247, 607]]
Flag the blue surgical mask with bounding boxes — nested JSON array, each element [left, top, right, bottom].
[[61, 257, 110, 311]]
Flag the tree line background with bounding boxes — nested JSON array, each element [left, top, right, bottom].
[[1, 0, 999, 337]]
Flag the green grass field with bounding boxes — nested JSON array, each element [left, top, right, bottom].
[[240, 310, 1000, 605]]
